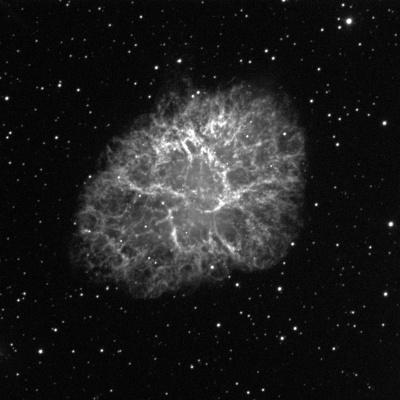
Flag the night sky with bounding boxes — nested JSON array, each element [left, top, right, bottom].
[[2, 1, 400, 399]]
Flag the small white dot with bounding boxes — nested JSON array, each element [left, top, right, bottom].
[[277, 286, 283, 292], [388, 221, 394, 228], [382, 120, 388, 126], [176, 58, 182, 64], [345, 17, 353, 25], [383, 291, 389, 297], [216, 322, 221, 328], [38, 348, 44, 354], [4, 95, 10, 101]]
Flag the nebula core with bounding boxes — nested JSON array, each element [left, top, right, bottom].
[[71, 83, 306, 298]]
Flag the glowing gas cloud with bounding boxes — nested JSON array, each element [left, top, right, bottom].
[[71, 83, 306, 298]]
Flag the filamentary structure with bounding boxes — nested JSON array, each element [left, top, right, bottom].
[[72, 84, 305, 298]]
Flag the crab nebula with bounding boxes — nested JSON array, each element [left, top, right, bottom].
[[71, 83, 306, 298]]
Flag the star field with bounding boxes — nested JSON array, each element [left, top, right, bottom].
[[1, 1, 400, 399]]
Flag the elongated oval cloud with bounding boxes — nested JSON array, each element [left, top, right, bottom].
[[71, 83, 305, 298]]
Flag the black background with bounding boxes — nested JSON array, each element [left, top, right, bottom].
[[2, 1, 400, 399]]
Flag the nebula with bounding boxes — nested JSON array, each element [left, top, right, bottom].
[[71, 83, 306, 298]]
